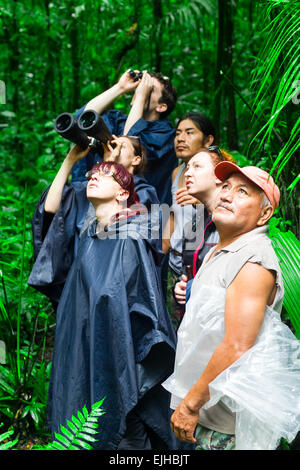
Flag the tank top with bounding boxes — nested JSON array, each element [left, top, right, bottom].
[[169, 164, 196, 275]]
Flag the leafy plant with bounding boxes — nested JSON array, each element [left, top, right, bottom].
[[0, 249, 52, 440], [33, 399, 106, 451], [269, 219, 300, 338], [0, 422, 18, 450], [248, 0, 300, 227]]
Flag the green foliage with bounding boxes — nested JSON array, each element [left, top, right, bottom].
[[0, 422, 18, 450], [0, 0, 298, 449], [0, 182, 53, 440], [269, 218, 300, 338], [248, 0, 300, 225], [33, 399, 106, 451]]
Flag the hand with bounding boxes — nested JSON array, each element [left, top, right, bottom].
[[134, 71, 155, 100], [103, 135, 123, 162], [175, 187, 200, 206], [118, 69, 141, 93], [170, 400, 198, 443], [66, 143, 90, 164], [174, 274, 188, 305]]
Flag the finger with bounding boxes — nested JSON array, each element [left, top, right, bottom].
[[174, 289, 186, 299], [184, 430, 197, 443], [176, 196, 189, 205], [175, 187, 188, 195], [180, 198, 195, 206], [175, 297, 186, 304]]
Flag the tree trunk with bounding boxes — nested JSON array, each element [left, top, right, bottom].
[[68, 7, 81, 111], [224, 0, 238, 149], [214, 0, 238, 149], [153, 0, 163, 71], [213, 0, 224, 143]]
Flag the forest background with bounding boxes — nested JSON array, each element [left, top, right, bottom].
[[0, 0, 299, 450]]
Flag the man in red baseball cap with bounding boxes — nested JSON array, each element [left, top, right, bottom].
[[214, 162, 280, 209], [164, 164, 300, 450]]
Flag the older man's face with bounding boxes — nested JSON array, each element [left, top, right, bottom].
[[212, 173, 272, 233]]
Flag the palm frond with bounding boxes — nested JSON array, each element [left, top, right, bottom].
[[249, 0, 300, 188], [269, 225, 300, 338]]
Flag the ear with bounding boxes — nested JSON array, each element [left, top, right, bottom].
[[257, 205, 274, 226], [204, 135, 215, 147], [132, 155, 142, 168], [116, 188, 129, 203], [156, 102, 167, 114]]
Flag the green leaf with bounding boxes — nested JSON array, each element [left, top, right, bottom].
[[72, 438, 93, 450], [82, 405, 88, 419], [66, 419, 78, 433], [77, 410, 85, 424], [77, 432, 97, 443], [72, 416, 81, 428], [0, 439, 18, 450], [60, 425, 73, 441], [54, 432, 70, 447], [50, 440, 67, 451], [269, 227, 300, 336]]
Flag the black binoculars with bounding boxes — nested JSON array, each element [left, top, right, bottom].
[[54, 109, 114, 151], [128, 69, 143, 81]]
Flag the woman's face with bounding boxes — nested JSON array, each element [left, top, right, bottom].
[[86, 165, 123, 202], [185, 151, 217, 197]]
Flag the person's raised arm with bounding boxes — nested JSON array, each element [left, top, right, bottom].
[[170, 261, 276, 443], [44, 144, 90, 213], [84, 70, 141, 115], [123, 72, 154, 135]]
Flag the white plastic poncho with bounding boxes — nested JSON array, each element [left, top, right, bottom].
[[163, 284, 300, 450]]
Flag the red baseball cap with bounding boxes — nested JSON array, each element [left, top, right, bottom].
[[214, 162, 280, 209]]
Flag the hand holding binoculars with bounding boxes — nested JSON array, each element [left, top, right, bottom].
[[128, 69, 143, 81]]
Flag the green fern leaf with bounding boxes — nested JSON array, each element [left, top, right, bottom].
[[60, 425, 74, 440], [77, 410, 85, 424], [82, 405, 88, 419], [77, 432, 98, 443], [66, 419, 78, 433], [54, 432, 70, 447], [92, 398, 106, 409], [82, 425, 98, 434], [68, 444, 81, 450], [50, 440, 68, 450], [72, 415, 81, 428], [72, 438, 93, 450]]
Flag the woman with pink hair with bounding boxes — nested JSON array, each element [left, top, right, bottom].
[[28, 144, 184, 450]]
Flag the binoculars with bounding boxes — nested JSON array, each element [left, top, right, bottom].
[[54, 109, 114, 151], [128, 69, 143, 81]]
